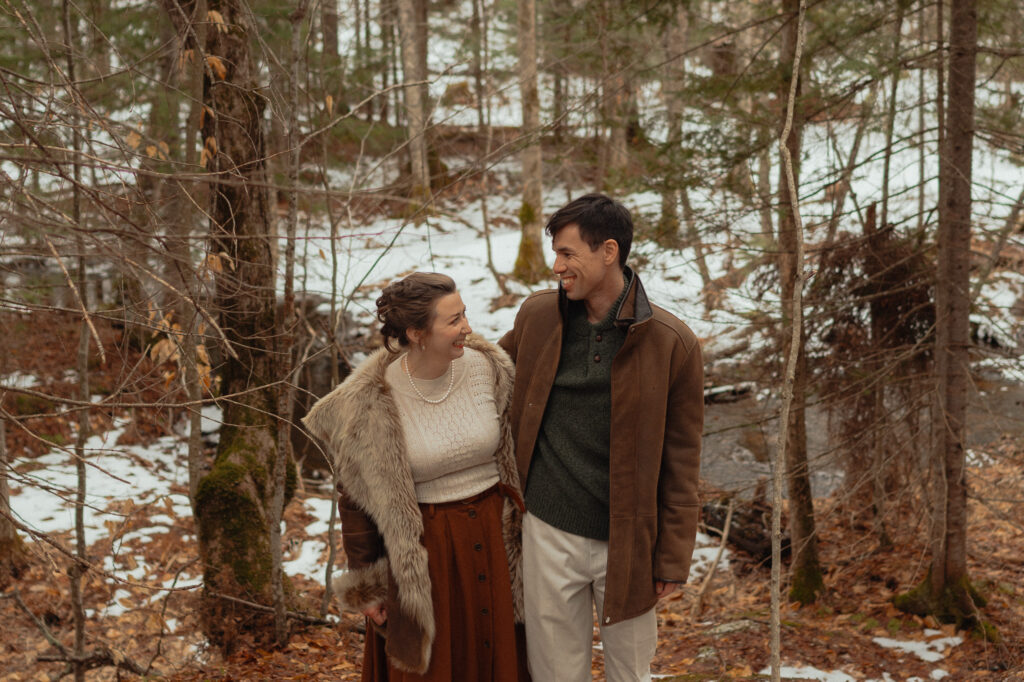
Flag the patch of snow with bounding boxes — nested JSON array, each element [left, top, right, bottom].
[[757, 664, 856, 681], [194, 404, 220, 433], [303, 496, 337, 537], [285, 540, 328, 579], [872, 633, 963, 663], [1, 371, 40, 389]]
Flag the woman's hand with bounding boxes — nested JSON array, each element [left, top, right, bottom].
[[362, 602, 387, 626]]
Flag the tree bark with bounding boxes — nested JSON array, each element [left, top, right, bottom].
[[657, 4, 689, 243], [0, 400, 29, 583], [395, 0, 430, 203], [512, 0, 546, 283], [896, 0, 981, 629], [192, 0, 293, 647], [269, 0, 306, 646], [776, 0, 822, 609]]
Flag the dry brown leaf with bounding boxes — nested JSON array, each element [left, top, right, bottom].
[[126, 130, 141, 149], [205, 55, 227, 80], [150, 338, 179, 365], [207, 9, 229, 32]]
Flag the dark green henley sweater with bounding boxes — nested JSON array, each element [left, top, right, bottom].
[[523, 275, 631, 540]]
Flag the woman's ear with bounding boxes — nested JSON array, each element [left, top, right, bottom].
[[407, 327, 423, 348]]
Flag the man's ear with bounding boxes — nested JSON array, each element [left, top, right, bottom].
[[602, 239, 619, 266]]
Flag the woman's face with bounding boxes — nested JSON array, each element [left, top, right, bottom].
[[412, 291, 472, 361]]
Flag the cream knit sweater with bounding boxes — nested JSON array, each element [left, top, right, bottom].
[[384, 347, 501, 503]]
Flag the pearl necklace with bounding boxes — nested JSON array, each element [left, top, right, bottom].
[[402, 354, 455, 404]]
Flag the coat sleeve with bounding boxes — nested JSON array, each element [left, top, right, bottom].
[[653, 337, 704, 583], [332, 484, 389, 614], [338, 485, 384, 569]]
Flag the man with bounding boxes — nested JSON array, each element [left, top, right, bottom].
[[499, 193, 703, 682]]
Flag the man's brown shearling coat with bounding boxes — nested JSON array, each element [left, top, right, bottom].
[[499, 271, 703, 626], [302, 336, 523, 675]]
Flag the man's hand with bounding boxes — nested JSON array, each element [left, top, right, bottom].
[[654, 580, 678, 600], [362, 602, 387, 626]]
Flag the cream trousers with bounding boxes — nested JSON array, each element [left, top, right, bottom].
[[522, 512, 658, 682]]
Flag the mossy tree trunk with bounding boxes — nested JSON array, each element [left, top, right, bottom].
[[777, 0, 822, 606], [191, 0, 293, 648], [513, 0, 546, 283], [896, 0, 985, 633]]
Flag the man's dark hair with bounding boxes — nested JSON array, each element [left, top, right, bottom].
[[544, 193, 633, 268]]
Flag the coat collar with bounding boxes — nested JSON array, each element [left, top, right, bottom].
[[557, 265, 652, 329]]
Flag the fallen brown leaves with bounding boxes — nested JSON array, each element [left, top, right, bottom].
[[3, 312, 1023, 680]]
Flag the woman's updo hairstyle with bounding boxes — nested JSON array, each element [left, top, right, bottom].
[[376, 272, 457, 351]]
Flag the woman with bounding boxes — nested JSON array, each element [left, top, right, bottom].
[[303, 272, 527, 681]]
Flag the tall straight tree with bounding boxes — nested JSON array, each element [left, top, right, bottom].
[[396, 0, 430, 203], [513, 0, 546, 282], [0, 406, 28, 583], [776, 0, 823, 606], [171, 0, 292, 645], [896, 0, 983, 628]]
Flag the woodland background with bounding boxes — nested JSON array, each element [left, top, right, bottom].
[[0, 0, 1023, 679]]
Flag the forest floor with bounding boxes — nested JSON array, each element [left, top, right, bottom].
[[3, 313, 1024, 681]]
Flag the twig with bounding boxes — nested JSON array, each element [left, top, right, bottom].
[[8, 589, 71, 657], [691, 498, 734, 619], [42, 235, 105, 365], [37, 646, 147, 677], [145, 557, 199, 675], [208, 591, 333, 625]]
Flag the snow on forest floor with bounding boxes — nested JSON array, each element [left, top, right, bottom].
[[4, 181, 1023, 678], [8, 405, 985, 682]]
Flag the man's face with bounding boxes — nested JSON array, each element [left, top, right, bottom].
[[551, 224, 615, 303]]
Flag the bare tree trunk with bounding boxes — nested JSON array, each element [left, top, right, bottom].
[[512, 0, 546, 283], [180, 0, 208, 506], [771, 2, 811, 677], [322, 0, 338, 59], [191, 0, 293, 647], [880, 3, 907, 229], [657, 4, 688, 243], [549, 0, 571, 145], [917, 0, 929, 235], [824, 88, 876, 247], [775, 0, 822, 612], [472, 0, 507, 295], [395, 0, 430, 203], [897, 0, 982, 631], [269, 0, 307, 646], [680, 190, 712, 298], [758, 149, 775, 243], [0, 393, 29, 582], [61, 2, 89, 678], [864, 204, 893, 549]]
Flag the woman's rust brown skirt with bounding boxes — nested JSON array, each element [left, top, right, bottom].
[[362, 485, 528, 681]]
